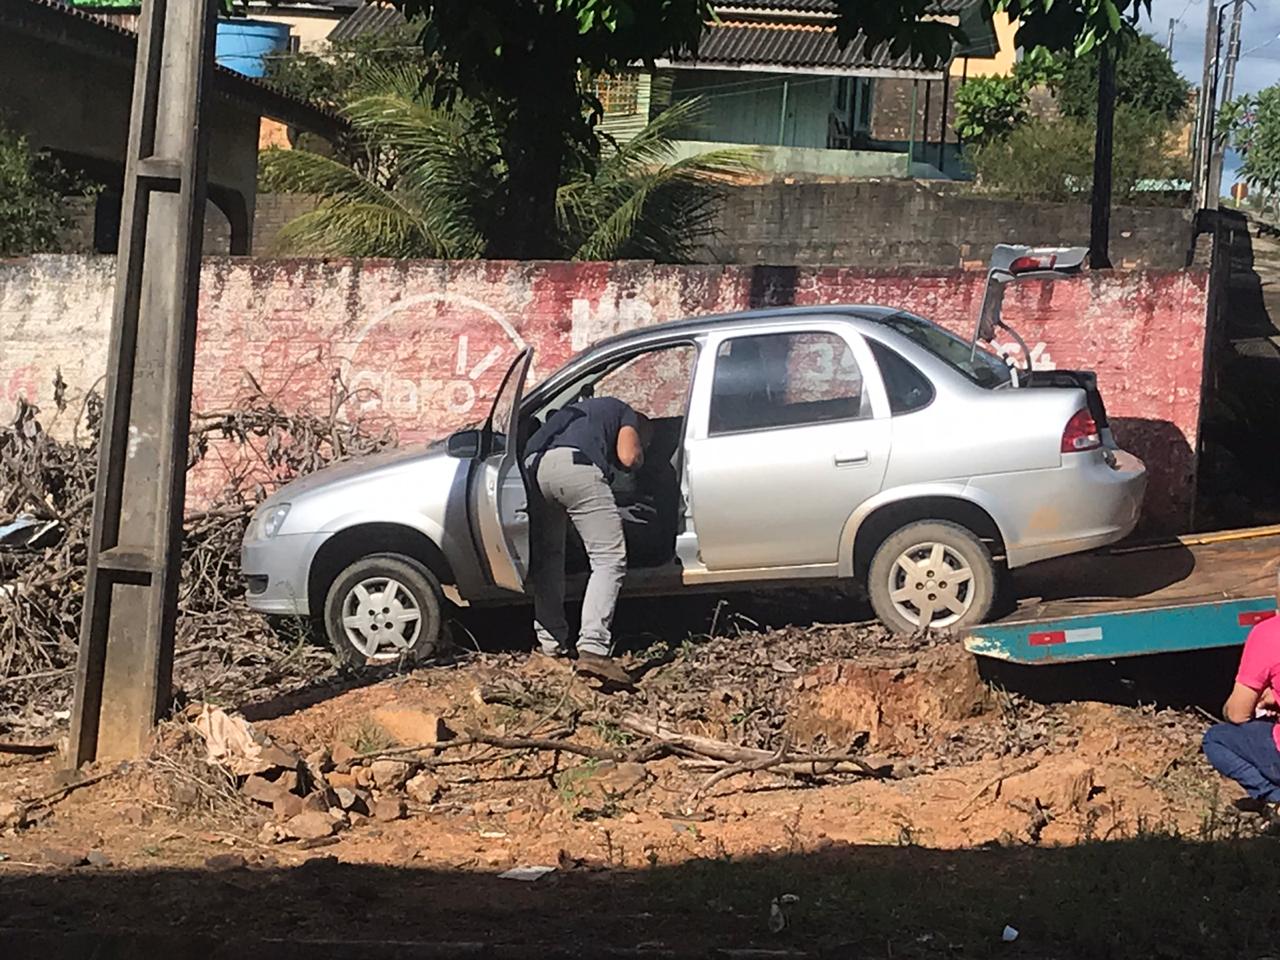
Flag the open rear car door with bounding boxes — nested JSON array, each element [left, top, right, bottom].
[[471, 348, 533, 593]]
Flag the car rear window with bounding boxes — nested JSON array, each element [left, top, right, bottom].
[[876, 311, 1012, 389]]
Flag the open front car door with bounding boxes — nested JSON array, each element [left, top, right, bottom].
[[472, 348, 532, 593]]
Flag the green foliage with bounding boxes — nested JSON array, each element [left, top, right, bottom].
[[954, 76, 1028, 143], [259, 66, 753, 262], [966, 107, 1187, 204], [953, 47, 1064, 143], [992, 0, 1153, 56], [264, 27, 425, 113], [1054, 32, 1189, 122], [0, 123, 90, 257], [1222, 85, 1280, 218]]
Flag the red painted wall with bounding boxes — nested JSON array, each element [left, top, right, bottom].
[[0, 257, 1210, 530]]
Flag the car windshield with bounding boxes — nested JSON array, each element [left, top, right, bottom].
[[877, 311, 1012, 389]]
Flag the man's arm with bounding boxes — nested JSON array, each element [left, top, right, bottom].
[[616, 425, 644, 470], [1224, 683, 1263, 723]]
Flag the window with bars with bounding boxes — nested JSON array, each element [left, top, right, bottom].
[[595, 73, 641, 115]]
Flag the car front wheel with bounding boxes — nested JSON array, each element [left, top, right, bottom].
[[867, 520, 996, 634], [322, 553, 443, 666]]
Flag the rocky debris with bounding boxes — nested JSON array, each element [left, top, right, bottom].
[[372, 797, 406, 822], [326, 771, 358, 791], [405, 772, 443, 805], [241, 772, 297, 806], [369, 759, 411, 790], [1003, 760, 1099, 814], [282, 811, 337, 842], [330, 741, 359, 769], [85, 850, 112, 868], [272, 794, 305, 822], [371, 704, 452, 748], [334, 787, 369, 815]]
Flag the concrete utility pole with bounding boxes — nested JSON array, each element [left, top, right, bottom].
[[69, 0, 218, 766], [1208, 0, 1246, 204], [1166, 17, 1176, 58], [1192, 0, 1221, 209]]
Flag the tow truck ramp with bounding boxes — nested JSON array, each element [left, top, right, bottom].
[[965, 526, 1280, 665]]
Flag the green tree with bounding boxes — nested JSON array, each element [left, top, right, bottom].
[[1054, 32, 1188, 123], [968, 106, 1185, 203], [259, 66, 752, 261], [953, 47, 1063, 143], [264, 26, 424, 112], [1222, 85, 1280, 221], [0, 123, 87, 257], [993, 0, 1155, 268], [391, 0, 961, 259]]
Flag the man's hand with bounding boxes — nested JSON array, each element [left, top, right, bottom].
[[617, 501, 658, 526], [1224, 682, 1264, 723]]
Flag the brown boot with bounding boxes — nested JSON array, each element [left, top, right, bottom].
[[574, 652, 634, 688]]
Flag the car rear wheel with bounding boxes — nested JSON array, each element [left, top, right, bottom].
[[867, 520, 996, 634], [322, 553, 443, 666]]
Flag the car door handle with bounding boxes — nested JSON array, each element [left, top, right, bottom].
[[834, 451, 870, 467]]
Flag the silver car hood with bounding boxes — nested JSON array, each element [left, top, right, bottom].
[[267, 440, 445, 503]]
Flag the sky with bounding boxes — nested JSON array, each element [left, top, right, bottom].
[[1146, 0, 1280, 183]]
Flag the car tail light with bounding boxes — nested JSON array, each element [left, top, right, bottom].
[[1010, 254, 1057, 273], [1061, 408, 1101, 453]]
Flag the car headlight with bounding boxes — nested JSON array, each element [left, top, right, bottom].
[[259, 504, 291, 539]]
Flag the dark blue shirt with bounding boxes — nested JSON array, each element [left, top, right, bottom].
[[526, 397, 640, 484]]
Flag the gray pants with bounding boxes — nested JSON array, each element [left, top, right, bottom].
[[528, 447, 626, 657]]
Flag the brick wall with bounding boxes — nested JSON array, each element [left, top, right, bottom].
[[60, 186, 1191, 269], [709, 180, 1194, 270], [0, 256, 1210, 531]]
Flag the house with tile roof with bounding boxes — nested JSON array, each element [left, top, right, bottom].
[[332, 0, 1017, 180]]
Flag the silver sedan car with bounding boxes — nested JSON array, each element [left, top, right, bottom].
[[242, 296, 1146, 664]]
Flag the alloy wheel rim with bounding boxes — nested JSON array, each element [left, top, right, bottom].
[[340, 577, 422, 662], [887, 541, 975, 629]]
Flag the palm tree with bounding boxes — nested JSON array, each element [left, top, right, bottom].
[[259, 68, 754, 262]]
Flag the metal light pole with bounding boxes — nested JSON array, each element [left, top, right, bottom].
[[69, 0, 218, 766]]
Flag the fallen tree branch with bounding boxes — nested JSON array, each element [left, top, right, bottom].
[[619, 715, 890, 779], [690, 734, 792, 803]]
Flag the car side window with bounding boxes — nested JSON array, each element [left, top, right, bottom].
[[868, 339, 934, 415], [708, 331, 869, 435]]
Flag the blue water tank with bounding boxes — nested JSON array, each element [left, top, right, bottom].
[[215, 18, 292, 78]]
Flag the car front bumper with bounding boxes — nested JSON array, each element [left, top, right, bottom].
[[241, 531, 329, 618], [976, 449, 1148, 569]]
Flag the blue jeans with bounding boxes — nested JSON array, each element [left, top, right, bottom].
[[1203, 720, 1280, 801]]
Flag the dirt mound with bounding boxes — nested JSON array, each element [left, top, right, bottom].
[[787, 643, 992, 753]]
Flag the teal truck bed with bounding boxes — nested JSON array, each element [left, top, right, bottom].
[[965, 526, 1280, 665]]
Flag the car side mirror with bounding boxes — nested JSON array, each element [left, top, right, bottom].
[[446, 428, 483, 460]]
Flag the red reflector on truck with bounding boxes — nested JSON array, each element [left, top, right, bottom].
[[1239, 611, 1277, 627], [1029, 627, 1103, 646]]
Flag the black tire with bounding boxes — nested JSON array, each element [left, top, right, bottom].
[[867, 520, 996, 635], [322, 553, 443, 666]]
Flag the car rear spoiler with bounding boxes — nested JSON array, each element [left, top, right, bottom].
[[972, 244, 1089, 348]]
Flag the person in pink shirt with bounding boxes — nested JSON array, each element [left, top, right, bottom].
[[1203, 614, 1280, 809]]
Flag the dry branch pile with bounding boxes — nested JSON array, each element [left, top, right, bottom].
[[0, 375, 397, 735]]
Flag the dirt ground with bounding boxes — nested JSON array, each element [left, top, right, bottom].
[[1, 606, 1272, 959]]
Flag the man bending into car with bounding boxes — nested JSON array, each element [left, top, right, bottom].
[[1203, 608, 1280, 814], [524, 396, 653, 685]]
